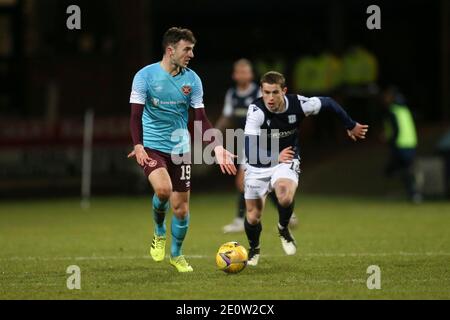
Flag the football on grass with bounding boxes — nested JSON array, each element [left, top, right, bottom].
[[216, 241, 248, 274]]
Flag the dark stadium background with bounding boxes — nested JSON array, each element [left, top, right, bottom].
[[0, 0, 449, 198]]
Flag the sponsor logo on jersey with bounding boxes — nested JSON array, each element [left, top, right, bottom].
[[269, 128, 296, 138], [181, 85, 192, 95], [266, 120, 271, 127], [152, 100, 187, 106], [153, 85, 163, 92]]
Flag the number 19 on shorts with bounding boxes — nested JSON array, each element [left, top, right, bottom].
[[180, 165, 191, 180]]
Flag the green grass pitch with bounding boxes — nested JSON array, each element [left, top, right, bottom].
[[1, 193, 449, 299]]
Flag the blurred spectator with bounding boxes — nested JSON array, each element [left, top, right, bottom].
[[322, 51, 343, 93], [382, 86, 422, 203], [342, 46, 378, 86], [292, 52, 342, 95], [292, 55, 321, 94], [255, 56, 286, 78], [436, 130, 450, 197]]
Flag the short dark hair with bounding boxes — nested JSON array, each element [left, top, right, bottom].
[[260, 71, 286, 88], [162, 27, 196, 51]]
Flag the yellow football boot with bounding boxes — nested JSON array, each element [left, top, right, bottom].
[[169, 255, 193, 272], [150, 234, 166, 262]]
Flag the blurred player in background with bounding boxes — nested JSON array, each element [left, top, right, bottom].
[[128, 27, 236, 272], [382, 86, 422, 203], [244, 71, 368, 266], [216, 59, 298, 233]]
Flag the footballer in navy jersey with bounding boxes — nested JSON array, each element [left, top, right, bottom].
[[216, 60, 298, 233], [243, 71, 369, 266]]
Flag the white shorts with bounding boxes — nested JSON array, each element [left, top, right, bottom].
[[244, 159, 301, 200]]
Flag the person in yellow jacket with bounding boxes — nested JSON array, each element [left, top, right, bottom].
[[382, 86, 422, 203], [343, 46, 378, 86], [293, 52, 343, 96]]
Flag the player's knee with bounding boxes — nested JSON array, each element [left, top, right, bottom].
[[246, 214, 260, 225], [278, 196, 294, 208], [275, 183, 294, 207], [172, 202, 189, 217], [246, 208, 261, 224], [154, 187, 171, 201]]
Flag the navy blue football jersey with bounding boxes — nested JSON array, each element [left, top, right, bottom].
[[222, 83, 261, 129], [244, 94, 322, 167]]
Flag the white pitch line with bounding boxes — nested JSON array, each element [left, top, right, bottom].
[[1, 252, 450, 262], [3, 279, 450, 288], [305, 252, 450, 257]]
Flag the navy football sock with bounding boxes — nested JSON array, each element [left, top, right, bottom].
[[278, 200, 295, 230], [237, 193, 246, 219], [244, 218, 262, 249]]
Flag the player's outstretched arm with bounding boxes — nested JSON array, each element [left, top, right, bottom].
[[317, 97, 369, 141], [194, 108, 237, 175]]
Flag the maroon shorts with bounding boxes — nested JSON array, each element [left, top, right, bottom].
[[141, 148, 191, 192]]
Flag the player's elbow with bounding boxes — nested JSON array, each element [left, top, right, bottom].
[[319, 97, 334, 108]]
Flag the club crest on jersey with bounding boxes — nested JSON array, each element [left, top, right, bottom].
[[288, 115, 297, 124], [152, 98, 160, 107], [181, 85, 192, 96]]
